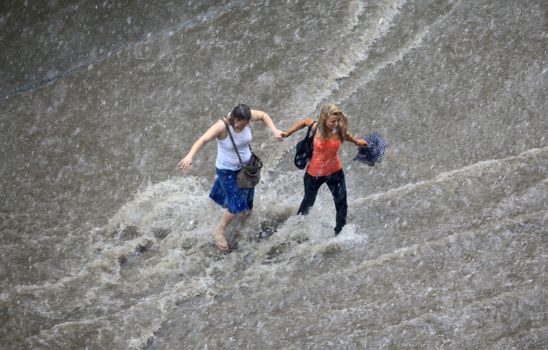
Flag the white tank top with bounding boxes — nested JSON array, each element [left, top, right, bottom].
[[215, 124, 252, 170]]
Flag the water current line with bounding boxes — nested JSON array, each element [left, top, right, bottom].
[[13, 143, 546, 348], [270, 0, 462, 168], [0, 1, 249, 100], [333, 0, 463, 105], [10, 147, 543, 296], [352, 146, 548, 206]]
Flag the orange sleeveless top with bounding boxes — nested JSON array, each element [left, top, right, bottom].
[[307, 136, 342, 176]]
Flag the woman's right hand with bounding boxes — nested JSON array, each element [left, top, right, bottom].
[[356, 139, 368, 147], [178, 155, 193, 170]]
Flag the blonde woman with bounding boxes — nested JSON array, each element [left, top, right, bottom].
[[282, 104, 367, 235], [179, 104, 283, 251]]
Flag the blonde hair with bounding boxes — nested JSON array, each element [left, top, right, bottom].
[[317, 103, 348, 141]]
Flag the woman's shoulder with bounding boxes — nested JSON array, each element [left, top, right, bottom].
[[212, 119, 228, 139], [214, 118, 228, 130], [304, 117, 315, 126]]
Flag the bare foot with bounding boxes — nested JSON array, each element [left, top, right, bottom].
[[213, 224, 229, 251]]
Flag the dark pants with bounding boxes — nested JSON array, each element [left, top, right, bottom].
[[297, 169, 347, 234]]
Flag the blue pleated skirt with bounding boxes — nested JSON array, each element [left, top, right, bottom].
[[209, 168, 254, 214]]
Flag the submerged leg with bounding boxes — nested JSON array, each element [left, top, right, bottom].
[[214, 209, 236, 251], [326, 170, 348, 235], [297, 172, 324, 215]]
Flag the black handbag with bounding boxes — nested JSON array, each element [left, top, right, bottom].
[[223, 119, 263, 188], [294, 121, 316, 169]]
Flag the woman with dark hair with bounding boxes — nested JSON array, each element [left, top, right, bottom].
[[282, 103, 367, 235], [179, 104, 283, 251]]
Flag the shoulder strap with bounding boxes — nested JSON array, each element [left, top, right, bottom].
[[222, 118, 244, 167], [307, 121, 317, 138]]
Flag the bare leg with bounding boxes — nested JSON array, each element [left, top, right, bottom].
[[240, 209, 253, 219], [214, 209, 236, 250]]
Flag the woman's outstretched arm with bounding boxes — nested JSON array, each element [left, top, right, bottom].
[[178, 120, 225, 170], [282, 117, 315, 138], [345, 131, 367, 146], [251, 109, 284, 140]]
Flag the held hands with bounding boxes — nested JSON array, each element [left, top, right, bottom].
[[281, 130, 290, 138], [272, 128, 284, 141]]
